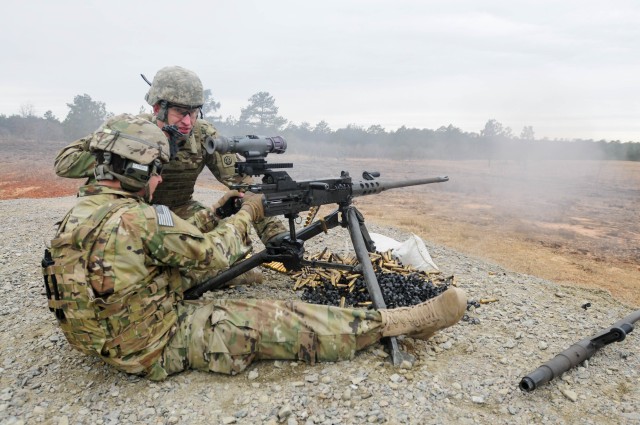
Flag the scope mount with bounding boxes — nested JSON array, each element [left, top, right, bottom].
[[236, 158, 293, 178]]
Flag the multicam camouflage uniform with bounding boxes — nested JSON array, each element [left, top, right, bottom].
[[54, 114, 285, 243], [45, 184, 384, 380]]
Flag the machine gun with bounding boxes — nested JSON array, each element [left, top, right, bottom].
[[184, 135, 449, 366], [519, 309, 640, 392], [200, 134, 448, 223]]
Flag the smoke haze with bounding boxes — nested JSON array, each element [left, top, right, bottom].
[[1, 1, 639, 142]]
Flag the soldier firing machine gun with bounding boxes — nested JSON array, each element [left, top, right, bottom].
[[184, 135, 449, 365]]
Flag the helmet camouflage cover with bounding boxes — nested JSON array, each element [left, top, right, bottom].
[[90, 113, 170, 165], [145, 66, 204, 108]]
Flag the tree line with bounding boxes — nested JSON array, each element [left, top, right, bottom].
[[1, 92, 639, 161]]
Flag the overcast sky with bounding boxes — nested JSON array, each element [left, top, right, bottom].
[[2, 0, 639, 141]]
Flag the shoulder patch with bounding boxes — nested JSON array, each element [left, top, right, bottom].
[[154, 205, 174, 227], [221, 154, 235, 167]]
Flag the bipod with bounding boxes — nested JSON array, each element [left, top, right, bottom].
[[342, 206, 415, 367], [184, 205, 416, 367]]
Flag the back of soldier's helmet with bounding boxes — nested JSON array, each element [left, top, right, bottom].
[[90, 113, 169, 192], [145, 66, 204, 108]]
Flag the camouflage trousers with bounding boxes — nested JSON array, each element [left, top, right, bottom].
[[146, 299, 383, 380]]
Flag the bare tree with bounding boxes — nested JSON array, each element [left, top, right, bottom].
[[520, 126, 535, 141], [19, 102, 36, 118]]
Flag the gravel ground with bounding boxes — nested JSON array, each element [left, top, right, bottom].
[[1, 188, 638, 425]]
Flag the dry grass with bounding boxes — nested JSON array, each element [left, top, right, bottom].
[[275, 157, 640, 306], [352, 174, 640, 306]]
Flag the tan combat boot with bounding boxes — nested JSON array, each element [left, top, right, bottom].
[[379, 287, 467, 340], [225, 268, 264, 287]]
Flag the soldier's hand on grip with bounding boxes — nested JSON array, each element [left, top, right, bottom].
[[213, 190, 243, 218], [240, 192, 265, 222]]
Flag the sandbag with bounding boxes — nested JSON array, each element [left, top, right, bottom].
[[369, 232, 402, 252], [369, 232, 439, 272]]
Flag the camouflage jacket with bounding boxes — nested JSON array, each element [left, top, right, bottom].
[[45, 184, 253, 375], [54, 114, 248, 208]]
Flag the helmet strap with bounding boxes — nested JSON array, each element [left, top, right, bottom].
[[142, 182, 154, 203], [95, 152, 148, 193], [110, 170, 147, 193], [156, 100, 169, 122], [94, 152, 115, 181], [162, 124, 188, 160]]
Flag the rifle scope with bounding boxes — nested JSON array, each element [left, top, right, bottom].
[[206, 135, 287, 159]]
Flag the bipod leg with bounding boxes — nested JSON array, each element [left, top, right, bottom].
[[351, 207, 376, 252], [345, 208, 414, 367], [184, 251, 268, 300]]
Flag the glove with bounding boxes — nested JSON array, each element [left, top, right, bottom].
[[213, 190, 243, 218], [240, 192, 265, 222]]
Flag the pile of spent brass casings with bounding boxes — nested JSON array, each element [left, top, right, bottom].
[[262, 248, 448, 308]]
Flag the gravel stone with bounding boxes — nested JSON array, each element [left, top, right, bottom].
[[560, 388, 578, 402], [278, 404, 293, 420], [0, 189, 638, 425]]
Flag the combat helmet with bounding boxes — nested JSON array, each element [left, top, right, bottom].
[[90, 113, 169, 193], [144, 66, 204, 122]]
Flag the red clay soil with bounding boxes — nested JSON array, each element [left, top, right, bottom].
[[0, 165, 80, 199]]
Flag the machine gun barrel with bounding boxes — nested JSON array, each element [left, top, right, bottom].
[[519, 309, 640, 392], [256, 174, 449, 218], [352, 176, 449, 197]]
